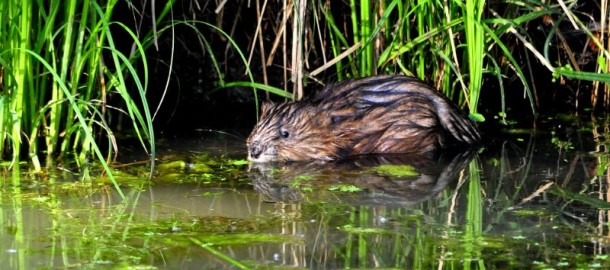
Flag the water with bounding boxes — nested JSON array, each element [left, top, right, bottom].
[[0, 123, 609, 269]]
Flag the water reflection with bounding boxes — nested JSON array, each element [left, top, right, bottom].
[[249, 149, 478, 206], [1, 125, 609, 269]]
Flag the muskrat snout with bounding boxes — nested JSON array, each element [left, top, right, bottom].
[[248, 142, 262, 159], [248, 141, 278, 162]]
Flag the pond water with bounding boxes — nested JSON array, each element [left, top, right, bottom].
[[0, 118, 609, 269]]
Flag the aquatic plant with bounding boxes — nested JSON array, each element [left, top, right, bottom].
[[0, 0, 157, 188], [0, 0, 281, 178], [239, 0, 610, 124]]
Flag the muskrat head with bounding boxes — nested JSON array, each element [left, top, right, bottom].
[[247, 102, 337, 162]]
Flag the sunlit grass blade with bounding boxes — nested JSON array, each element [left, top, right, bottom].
[[23, 48, 124, 198]]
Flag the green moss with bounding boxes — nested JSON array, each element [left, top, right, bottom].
[[189, 163, 213, 173], [157, 160, 187, 172], [370, 164, 419, 177]]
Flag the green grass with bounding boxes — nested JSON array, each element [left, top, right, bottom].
[[0, 0, 158, 193], [249, 0, 610, 122], [1, 0, 292, 180], [3, 0, 610, 180], [301, 0, 500, 119]]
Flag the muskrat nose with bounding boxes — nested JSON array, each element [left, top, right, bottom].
[[249, 143, 262, 159]]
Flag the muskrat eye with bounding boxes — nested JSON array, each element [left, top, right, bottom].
[[280, 128, 290, 138]]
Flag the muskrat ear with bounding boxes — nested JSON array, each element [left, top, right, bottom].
[[260, 101, 273, 117]]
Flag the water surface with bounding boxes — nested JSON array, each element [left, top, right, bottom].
[[1, 122, 609, 269]]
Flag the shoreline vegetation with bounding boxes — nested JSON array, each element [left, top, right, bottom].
[[0, 0, 609, 178]]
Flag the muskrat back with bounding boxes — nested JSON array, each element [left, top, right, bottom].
[[247, 75, 480, 162]]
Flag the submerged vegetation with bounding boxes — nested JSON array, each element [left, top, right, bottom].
[[0, 121, 608, 268]]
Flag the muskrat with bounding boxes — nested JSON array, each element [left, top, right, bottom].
[[247, 75, 481, 162]]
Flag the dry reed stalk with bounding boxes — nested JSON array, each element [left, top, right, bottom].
[[291, 0, 307, 99], [309, 42, 360, 77], [557, 0, 579, 30], [313, 4, 327, 66], [600, 0, 610, 108], [282, 0, 288, 94], [523, 44, 540, 108], [266, 2, 293, 67], [443, 0, 467, 100], [255, 0, 269, 97], [508, 182, 554, 210], [245, 0, 269, 79], [488, 12, 554, 71], [215, 0, 228, 13], [593, 0, 610, 109]]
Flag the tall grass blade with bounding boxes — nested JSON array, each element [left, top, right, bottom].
[[464, 0, 486, 121]]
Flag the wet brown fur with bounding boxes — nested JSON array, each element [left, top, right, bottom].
[[247, 75, 480, 162]]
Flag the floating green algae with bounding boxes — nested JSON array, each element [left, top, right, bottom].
[[157, 160, 187, 172], [229, 159, 249, 166], [370, 164, 419, 177], [328, 184, 363, 192]]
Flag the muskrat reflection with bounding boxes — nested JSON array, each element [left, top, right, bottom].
[[248, 149, 477, 206]]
